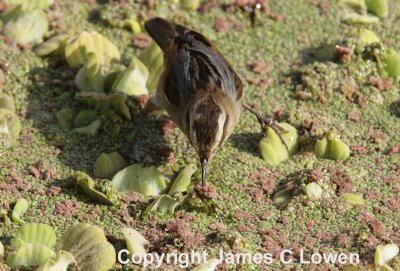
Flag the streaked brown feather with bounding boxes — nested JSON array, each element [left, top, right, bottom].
[[145, 17, 243, 107], [145, 18, 244, 187]]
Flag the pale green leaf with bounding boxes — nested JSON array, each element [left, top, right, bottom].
[[73, 110, 98, 128], [0, 93, 16, 112], [142, 195, 180, 217], [93, 152, 127, 179], [6, 243, 54, 268], [315, 132, 350, 161], [72, 119, 102, 136], [383, 49, 400, 78], [121, 228, 149, 257], [138, 42, 164, 92], [180, 0, 201, 10], [365, 0, 388, 18], [168, 164, 196, 195], [375, 244, 399, 267], [75, 92, 131, 120], [0, 108, 21, 139], [34, 34, 70, 57], [5, 0, 54, 10], [12, 198, 29, 224], [56, 108, 76, 130], [0, 240, 4, 260], [73, 171, 120, 205], [65, 31, 120, 68], [112, 58, 149, 96], [36, 250, 76, 271], [11, 223, 57, 249], [4, 9, 48, 45], [259, 123, 299, 165], [57, 223, 116, 271], [112, 164, 166, 196]]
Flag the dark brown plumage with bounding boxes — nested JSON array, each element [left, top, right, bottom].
[[128, 18, 287, 187], [144, 17, 243, 186]]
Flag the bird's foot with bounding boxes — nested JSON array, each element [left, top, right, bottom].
[[256, 113, 289, 151]]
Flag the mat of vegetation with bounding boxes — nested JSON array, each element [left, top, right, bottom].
[[0, 0, 399, 270]]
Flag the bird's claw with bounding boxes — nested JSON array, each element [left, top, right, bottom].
[[257, 114, 290, 152]]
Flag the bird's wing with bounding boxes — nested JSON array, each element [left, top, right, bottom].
[[145, 17, 243, 107]]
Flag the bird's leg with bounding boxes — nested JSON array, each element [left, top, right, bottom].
[[120, 97, 161, 162], [243, 104, 289, 151]]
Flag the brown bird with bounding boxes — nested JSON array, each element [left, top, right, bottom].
[[131, 17, 287, 187]]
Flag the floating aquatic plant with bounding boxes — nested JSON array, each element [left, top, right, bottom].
[[124, 18, 141, 33], [57, 223, 116, 271], [101, 109, 122, 138], [341, 264, 362, 271], [339, 0, 388, 21], [342, 13, 379, 24], [65, 31, 120, 68], [112, 57, 149, 96], [375, 244, 399, 269], [0, 108, 21, 140], [358, 28, 380, 46], [72, 92, 131, 137], [315, 131, 350, 161], [6, 223, 57, 268], [0, 93, 15, 111], [73, 109, 97, 128], [11, 198, 29, 224], [56, 108, 75, 130], [180, 0, 200, 10], [73, 171, 120, 205], [383, 49, 400, 78], [34, 34, 70, 56], [11, 223, 56, 249], [93, 152, 127, 179], [138, 42, 164, 92], [341, 193, 365, 208], [65, 32, 121, 92], [365, 0, 388, 18], [72, 119, 102, 136], [112, 164, 166, 197], [0, 241, 4, 260], [5, 0, 54, 11], [6, 243, 54, 268], [121, 228, 149, 257], [75, 52, 111, 92], [3, 9, 48, 45], [303, 182, 323, 201], [272, 189, 293, 208], [36, 250, 76, 271], [0, 110, 21, 136], [75, 92, 131, 120], [259, 123, 299, 165], [168, 164, 196, 195], [338, 0, 367, 13], [142, 194, 180, 217]]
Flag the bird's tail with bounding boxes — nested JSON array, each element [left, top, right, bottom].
[[144, 17, 177, 52]]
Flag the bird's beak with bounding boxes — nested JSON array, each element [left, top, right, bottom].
[[201, 158, 208, 187]]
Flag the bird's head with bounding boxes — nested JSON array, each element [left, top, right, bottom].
[[186, 95, 232, 186]]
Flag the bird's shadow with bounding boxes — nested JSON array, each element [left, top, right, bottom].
[[24, 57, 170, 199], [229, 131, 262, 156]]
